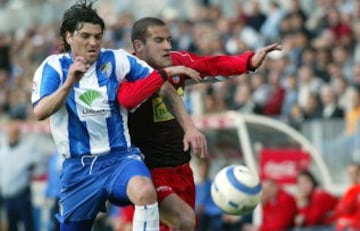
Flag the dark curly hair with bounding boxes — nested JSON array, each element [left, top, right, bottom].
[[60, 0, 105, 51]]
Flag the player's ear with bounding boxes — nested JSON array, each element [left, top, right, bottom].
[[133, 40, 144, 53], [65, 32, 73, 46]]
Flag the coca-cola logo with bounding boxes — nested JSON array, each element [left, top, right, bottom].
[[263, 161, 298, 179]]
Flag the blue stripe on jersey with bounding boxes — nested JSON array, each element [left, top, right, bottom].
[[125, 54, 152, 81], [40, 63, 61, 98], [98, 50, 127, 151]]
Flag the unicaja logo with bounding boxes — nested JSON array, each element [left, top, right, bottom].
[[79, 90, 101, 106]]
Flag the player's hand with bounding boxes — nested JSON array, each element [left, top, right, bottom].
[[250, 43, 282, 70], [66, 56, 90, 86], [183, 127, 207, 158], [164, 66, 201, 83]]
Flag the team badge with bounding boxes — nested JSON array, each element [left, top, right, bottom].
[[100, 62, 112, 77], [171, 75, 180, 84], [32, 81, 37, 92]]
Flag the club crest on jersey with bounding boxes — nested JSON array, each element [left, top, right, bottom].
[[32, 81, 37, 92], [171, 75, 180, 84], [100, 62, 112, 77]]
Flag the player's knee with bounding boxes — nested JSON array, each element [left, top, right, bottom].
[[178, 212, 196, 231], [170, 210, 195, 231], [128, 176, 157, 205]]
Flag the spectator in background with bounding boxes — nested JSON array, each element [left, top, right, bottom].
[[230, 83, 262, 114], [195, 158, 223, 231], [281, 74, 298, 120], [333, 77, 353, 112], [245, 0, 266, 32], [331, 45, 353, 82], [302, 93, 322, 120], [334, 162, 360, 231], [288, 104, 306, 130], [293, 170, 338, 230], [0, 34, 11, 72], [244, 178, 298, 231], [297, 65, 323, 110], [260, 1, 285, 43], [319, 84, 344, 119], [344, 84, 360, 136], [250, 72, 270, 108], [262, 70, 285, 116], [314, 48, 332, 83], [0, 120, 43, 231], [44, 151, 63, 231]]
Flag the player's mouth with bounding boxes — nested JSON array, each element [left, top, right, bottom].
[[88, 49, 98, 56]]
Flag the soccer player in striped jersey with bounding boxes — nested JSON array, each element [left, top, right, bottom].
[[126, 17, 281, 231], [31, 2, 200, 231]]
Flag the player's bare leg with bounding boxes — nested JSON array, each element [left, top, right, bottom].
[[159, 194, 195, 231], [127, 176, 159, 231]]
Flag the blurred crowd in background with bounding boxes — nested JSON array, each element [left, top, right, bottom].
[[1, 0, 360, 230], [0, 0, 360, 126]]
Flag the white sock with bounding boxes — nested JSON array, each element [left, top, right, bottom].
[[132, 202, 159, 231]]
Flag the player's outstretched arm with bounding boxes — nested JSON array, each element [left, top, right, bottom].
[[249, 43, 282, 70], [171, 43, 281, 83]]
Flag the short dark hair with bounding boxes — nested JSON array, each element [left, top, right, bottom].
[[60, 0, 105, 51], [298, 170, 319, 188], [131, 17, 166, 44]]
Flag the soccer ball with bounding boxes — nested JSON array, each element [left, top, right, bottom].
[[211, 165, 262, 215]]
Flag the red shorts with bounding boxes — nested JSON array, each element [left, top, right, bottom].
[[150, 163, 195, 209], [119, 163, 195, 231], [151, 163, 196, 231]]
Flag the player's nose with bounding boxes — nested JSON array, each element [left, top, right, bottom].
[[163, 40, 171, 50]]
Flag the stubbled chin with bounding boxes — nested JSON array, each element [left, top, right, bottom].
[[87, 53, 98, 63], [159, 58, 172, 68]]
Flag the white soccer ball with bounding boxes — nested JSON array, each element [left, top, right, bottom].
[[211, 165, 262, 215]]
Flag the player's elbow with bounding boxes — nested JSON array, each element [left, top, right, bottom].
[[117, 93, 136, 110], [33, 105, 49, 121]]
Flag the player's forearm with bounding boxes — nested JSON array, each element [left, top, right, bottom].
[[172, 51, 255, 78], [33, 85, 72, 120], [161, 82, 194, 131]]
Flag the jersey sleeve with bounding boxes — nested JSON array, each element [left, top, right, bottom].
[[31, 55, 62, 106], [170, 50, 255, 79], [114, 50, 154, 82], [114, 49, 167, 110], [117, 70, 166, 110]]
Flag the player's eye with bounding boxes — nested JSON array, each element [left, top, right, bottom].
[[154, 38, 163, 43], [95, 34, 103, 40], [80, 33, 90, 39]]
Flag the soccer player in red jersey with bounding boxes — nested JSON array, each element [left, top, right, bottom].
[[121, 17, 281, 230]]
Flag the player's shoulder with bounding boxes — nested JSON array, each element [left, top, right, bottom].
[[38, 53, 69, 71], [105, 48, 133, 57], [43, 53, 68, 64], [105, 48, 140, 62]]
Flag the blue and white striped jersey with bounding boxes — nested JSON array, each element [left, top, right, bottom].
[[31, 49, 154, 158]]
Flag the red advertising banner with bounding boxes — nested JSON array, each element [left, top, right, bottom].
[[259, 148, 311, 184]]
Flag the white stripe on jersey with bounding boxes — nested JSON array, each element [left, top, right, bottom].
[[50, 107, 70, 158], [76, 64, 111, 155]]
